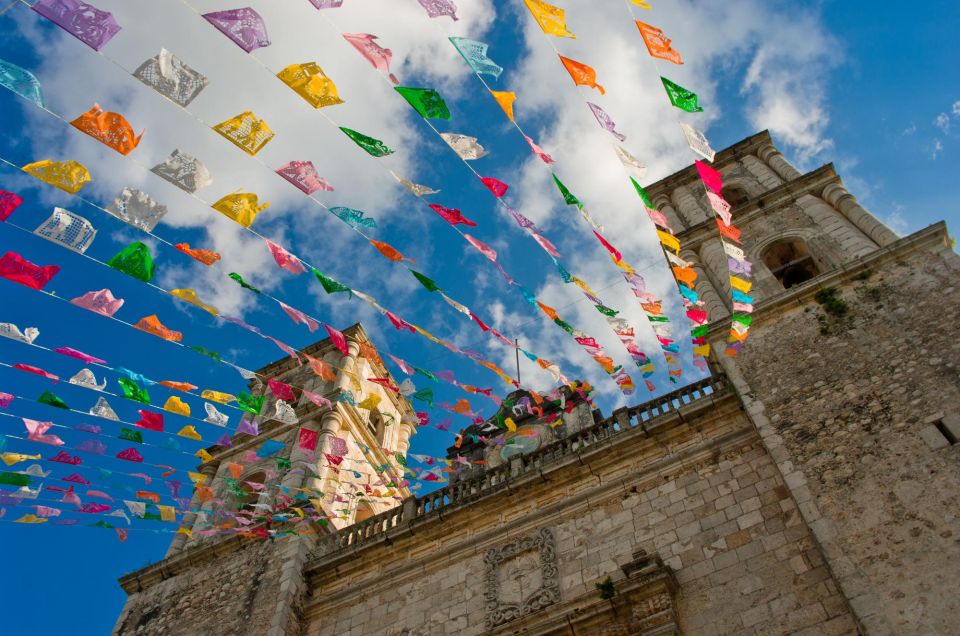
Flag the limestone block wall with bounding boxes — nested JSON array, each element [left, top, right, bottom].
[[720, 229, 960, 634], [303, 399, 855, 636], [114, 537, 289, 636]]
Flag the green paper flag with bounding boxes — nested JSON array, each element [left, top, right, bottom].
[[691, 324, 709, 338], [411, 270, 441, 292], [411, 388, 434, 407], [552, 174, 582, 207], [554, 318, 576, 335], [229, 272, 261, 294], [339, 127, 394, 157], [107, 242, 155, 282], [38, 391, 69, 409], [0, 471, 31, 486], [275, 457, 291, 470], [118, 378, 150, 404], [190, 346, 222, 363], [660, 77, 703, 113], [312, 268, 352, 295], [394, 87, 451, 120], [237, 391, 264, 415], [414, 367, 438, 382], [595, 304, 618, 317], [119, 428, 144, 443], [630, 177, 654, 208]]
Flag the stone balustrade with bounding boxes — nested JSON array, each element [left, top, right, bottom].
[[317, 375, 727, 556]]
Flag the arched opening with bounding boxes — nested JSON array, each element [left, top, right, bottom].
[[762, 238, 821, 289], [354, 501, 375, 523], [721, 185, 750, 209], [236, 471, 267, 514], [367, 409, 385, 445]]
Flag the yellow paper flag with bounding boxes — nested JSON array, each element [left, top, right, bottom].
[[277, 62, 344, 109], [656, 230, 680, 253], [523, 0, 576, 38], [211, 192, 268, 228], [729, 276, 753, 293], [164, 396, 191, 417], [490, 90, 516, 121]]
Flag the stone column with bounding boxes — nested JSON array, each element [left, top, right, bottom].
[[280, 416, 324, 494], [335, 338, 362, 393], [169, 460, 224, 553], [311, 410, 344, 496], [757, 142, 803, 181], [671, 185, 709, 226], [682, 247, 729, 321], [696, 239, 733, 299], [822, 182, 899, 247], [652, 194, 685, 233]]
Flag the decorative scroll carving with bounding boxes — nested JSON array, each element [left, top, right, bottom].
[[483, 527, 560, 630]]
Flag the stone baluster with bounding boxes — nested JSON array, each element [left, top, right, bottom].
[[822, 182, 899, 247], [757, 142, 803, 181]]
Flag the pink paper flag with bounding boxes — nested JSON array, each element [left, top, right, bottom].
[[70, 289, 124, 317], [324, 323, 349, 356], [13, 364, 58, 383], [0, 252, 59, 290], [524, 135, 554, 164], [695, 160, 723, 194], [388, 354, 414, 375], [464, 234, 497, 261], [386, 311, 416, 332], [24, 419, 64, 446], [428, 204, 476, 227], [266, 336, 302, 363], [302, 389, 332, 410], [0, 190, 23, 221], [268, 378, 296, 402], [53, 347, 106, 364], [266, 239, 306, 274], [116, 447, 144, 463], [276, 160, 333, 194], [342, 33, 399, 84], [279, 301, 319, 332], [136, 410, 164, 432], [299, 428, 319, 451], [0, 392, 13, 408]]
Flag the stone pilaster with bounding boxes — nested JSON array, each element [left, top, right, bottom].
[[167, 459, 221, 556], [652, 194, 685, 233], [822, 182, 899, 247], [757, 142, 803, 181]]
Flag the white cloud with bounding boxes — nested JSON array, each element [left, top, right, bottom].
[[952, 100, 960, 118], [934, 112, 950, 134], [932, 139, 943, 160]]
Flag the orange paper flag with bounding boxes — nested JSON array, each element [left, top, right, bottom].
[[636, 21, 682, 64], [558, 56, 605, 94], [490, 90, 516, 121], [369, 239, 414, 263], [133, 315, 183, 342], [70, 104, 143, 155]]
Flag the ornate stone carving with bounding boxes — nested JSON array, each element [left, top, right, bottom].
[[483, 527, 560, 629]]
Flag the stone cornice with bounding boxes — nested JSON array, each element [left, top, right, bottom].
[[705, 221, 950, 340], [646, 129, 774, 198]]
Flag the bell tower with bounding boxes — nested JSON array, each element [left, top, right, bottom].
[[650, 131, 960, 634]]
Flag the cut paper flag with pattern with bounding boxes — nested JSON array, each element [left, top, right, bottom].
[[134, 315, 182, 342], [330, 206, 377, 229], [370, 240, 414, 263], [277, 62, 343, 109], [587, 102, 625, 141], [202, 8, 270, 53], [307, 0, 344, 7], [525, 136, 554, 164], [212, 192, 268, 228], [0, 59, 44, 108], [680, 124, 716, 162], [279, 301, 318, 332], [449, 38, 502, 79], [429, 204, 476, 227], [390, 171, 438, 197], [339, 127, 394, 157], [90, 396, 118, 420], [0, 252, 59, 290], [22, 159, 91, 194], [694, 160, 755, 357], [70, 368, 106, 391], [133, 49, 208, 107], [523, 0, 575, 38], [342, 33, 399, 85], [70, 104, 143, 155], [440, 133, 488, 160], [636, 21, 683, 64], [276, 161, 333, 194], [661, 77, 703, 113], [613, 146, 647, 180], [558, 56, 605, 94], [107, 242, 155, 283], [70, 289, 123, 317], [265, 239, 306, 274], [151, 149, 212, 193], [213, 112, 274, 155], [33, 207, 96, 254], [490, 91, 516, 121], [107, 188, 168, 232], [395, 87, 450, 121], [32, 0, 121, 52], [170, 288, 219, 316], [0, 190, 24, 221], [417, 0, 458, 20], [0, 323, 38, 344]]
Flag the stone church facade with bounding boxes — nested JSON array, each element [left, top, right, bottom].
[[112, 131, 960, 635]]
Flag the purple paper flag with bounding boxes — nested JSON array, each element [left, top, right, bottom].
[[417, 0, 458, 20], [307, 0, 344, 7], [203, 8, 270, 53], [32, 0, 121, 52], [587, 102, 626, 142]]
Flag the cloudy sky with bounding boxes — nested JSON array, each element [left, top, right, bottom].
[[0, 0, 957, 632]]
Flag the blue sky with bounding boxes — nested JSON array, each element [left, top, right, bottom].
[[0, 1, 957, 633]]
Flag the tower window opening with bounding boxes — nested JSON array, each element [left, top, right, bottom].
[[367, 410, 385, 445], [237, 471, 266, 514], [763, 239, 821, 289], [721, 186, 750, 209]]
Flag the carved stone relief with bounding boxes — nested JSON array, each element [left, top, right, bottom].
[[483, 527, 561, 630]]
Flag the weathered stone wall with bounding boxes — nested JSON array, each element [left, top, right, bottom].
[[303, 396, 856, 635], [721, 231, 960, 633], [114, 537, 289, 636]]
